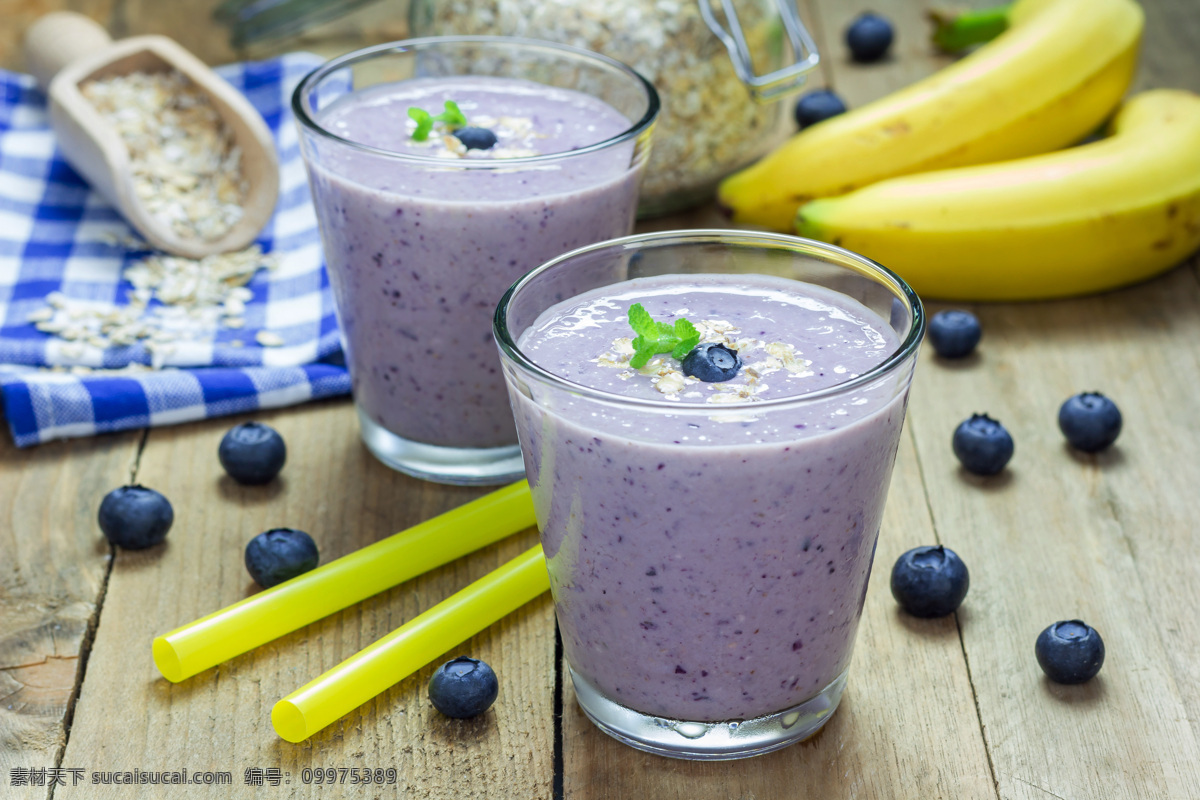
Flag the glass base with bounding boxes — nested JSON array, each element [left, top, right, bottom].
[[357, 407, 526, 486], [570, 666, 848, 760]]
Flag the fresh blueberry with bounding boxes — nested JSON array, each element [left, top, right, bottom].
[[846, 12, 895, 62], [218, 422, 287, 485], [681, 343, 742, 382], [1036, 620, 1105, 684], [794, 89, 848, 129], [428, 656, 499, 718], [97, 485, 174, 550], [1058, 392, 1122, 453], [890, 545, 970, 618], [928, 310, 981, 359], [453, 126, 498, 150], [952, 413, 1014, 475], [244, 528, 319, 588]]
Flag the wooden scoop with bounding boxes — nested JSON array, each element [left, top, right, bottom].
[[24, 12, 279, 258]]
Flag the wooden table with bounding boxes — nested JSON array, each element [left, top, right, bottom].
[[3, 0, 1200, 797]]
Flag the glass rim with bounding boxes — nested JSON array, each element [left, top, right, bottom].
[[291, 34, 661, 168], [494, 229, 926, 412]]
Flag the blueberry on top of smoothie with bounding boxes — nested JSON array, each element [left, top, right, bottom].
[[682, 342, 742, 382], [454, 126, 499, 150]]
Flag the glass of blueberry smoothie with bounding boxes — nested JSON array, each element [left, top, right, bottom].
[[293, 38, 658, 484], [494, 230, 924, 759]]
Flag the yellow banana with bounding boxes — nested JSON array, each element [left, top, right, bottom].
[[716, 0, 1143, 232], [795, 90, 1200, 301]]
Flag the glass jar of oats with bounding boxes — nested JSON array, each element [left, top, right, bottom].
[[409, 0, 819, 216]]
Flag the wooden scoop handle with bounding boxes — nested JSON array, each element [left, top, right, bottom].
[[24, 12, 114, 91]]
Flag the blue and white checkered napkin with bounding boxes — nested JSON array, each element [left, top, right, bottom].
[[0, 54, 352, 447]]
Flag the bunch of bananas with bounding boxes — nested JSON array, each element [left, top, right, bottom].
[[716, 0, 1200, 301]]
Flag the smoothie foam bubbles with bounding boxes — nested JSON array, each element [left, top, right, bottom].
[[495, 231, 924, 759]]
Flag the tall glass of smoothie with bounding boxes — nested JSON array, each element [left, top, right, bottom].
[[494, 230, 924, 759], [293, 37, 658, 484]]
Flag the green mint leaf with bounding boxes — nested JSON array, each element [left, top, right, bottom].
[[673, 318, 698, 341], [408, 107, 433, 141], [627, 304, 656, 338], [434, 100, 467, 129], [629, 331, 664, 369], [671, 318, 700, 359], [672, 331, 700, 359], [627, 303, 703, 368]]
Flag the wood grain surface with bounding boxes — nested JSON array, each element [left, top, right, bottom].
[[0, 429, 140, 780], [55, 403, 553, 799], [3, 0, 1200, 797]]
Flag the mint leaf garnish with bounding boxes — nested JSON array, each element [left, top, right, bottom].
[[433, 100, 467, 129], [408, 107, 434, 141], [627, 303, 701, 369], [671, 319, 701, 360], [628, 303, 655, 337], [408, 100, 468, 141]]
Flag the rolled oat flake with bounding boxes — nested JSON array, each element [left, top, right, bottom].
[[81, 70, 248, 242]]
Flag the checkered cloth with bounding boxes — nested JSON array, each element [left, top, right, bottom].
[[0, 54, 351, 448]]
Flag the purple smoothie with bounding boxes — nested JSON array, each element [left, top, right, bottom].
[[509, 274, 910, 722], [305, 77, 641, 448]]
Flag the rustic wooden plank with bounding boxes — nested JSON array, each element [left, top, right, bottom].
[[55, 400, 555, 798], [0, 418, 141, 788], [910, 269, 1200, 799], [1133, 0, 1200, 93], [801, 0, 1200, 794], [1136, 0, 1200, 289], [562, 429, 998, 798]]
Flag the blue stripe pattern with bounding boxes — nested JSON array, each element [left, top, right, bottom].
[[0, 55, 351, 447]]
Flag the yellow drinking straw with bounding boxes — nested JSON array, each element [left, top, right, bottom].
[[152, 480, 535, 683], [272, 543, 548, 743]]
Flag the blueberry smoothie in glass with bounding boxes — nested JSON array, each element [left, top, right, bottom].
[[293, 38, 657, 484], [495, 231, 924, 759]]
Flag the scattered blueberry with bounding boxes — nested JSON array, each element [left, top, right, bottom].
[[794, 89, 848, 129], [453, 126, 498, 150], [1058, 392, 1122, 453], [244, 528, 319, 588], [1036, 620, 1105, 684], [218, 422, 287, 485], [890, 545, 970, 618], [681, 343, 742, 382], [952, 413, 1014, 475], [846, 12, 894, 62], [428, 656, 499, 718], [98, 485, 174, 550], [928, 310, 982, 359]]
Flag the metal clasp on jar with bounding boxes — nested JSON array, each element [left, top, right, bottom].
[[700, 0, 820, 102]]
